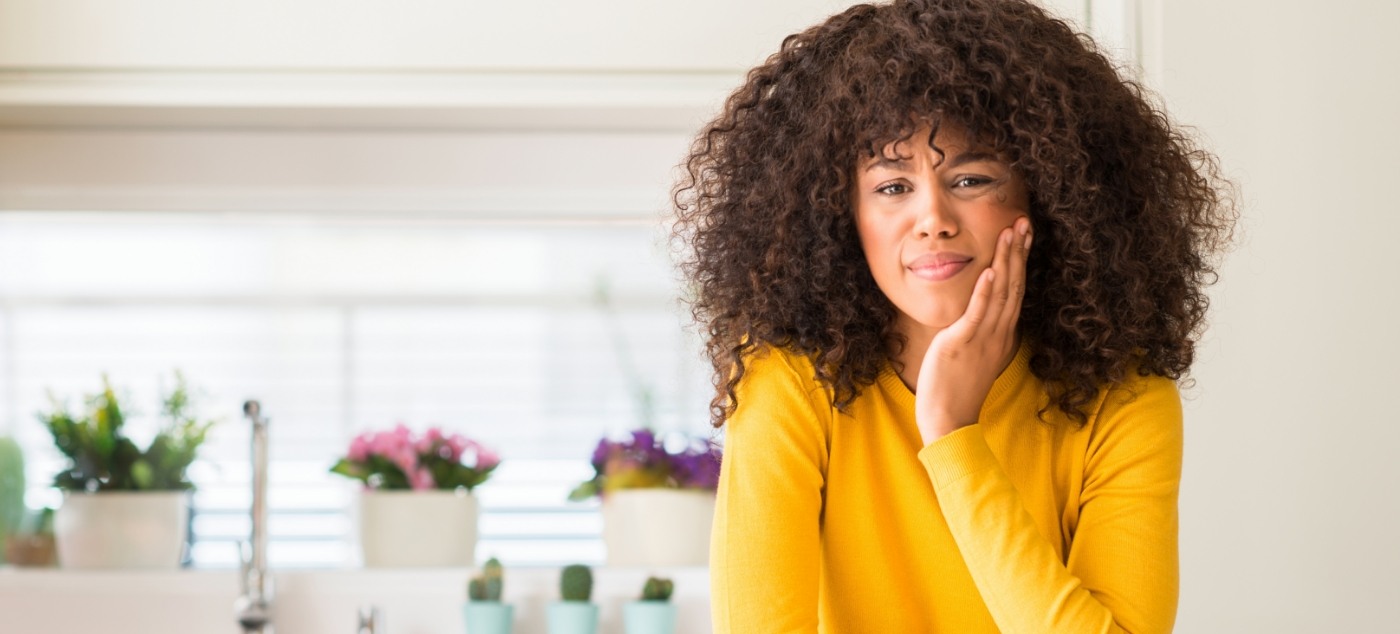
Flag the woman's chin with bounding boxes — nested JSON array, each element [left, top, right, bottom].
[[899, 308, 964, 332]]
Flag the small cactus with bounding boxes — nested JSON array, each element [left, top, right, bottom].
[[560, 564, 593, 602], [641, 576, 674, 602], [468, 557, 505, 602]]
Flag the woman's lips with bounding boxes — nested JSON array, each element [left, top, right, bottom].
[[908, 254, 973, 281]]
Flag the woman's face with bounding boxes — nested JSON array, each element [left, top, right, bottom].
[[852, 123, 1030, 332]]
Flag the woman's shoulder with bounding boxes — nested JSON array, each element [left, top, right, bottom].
[[740, 343, 819, 378], [731, 344, 833, 421], [1102, 363, 1183, 410], [1083, 366, 1184, 448]]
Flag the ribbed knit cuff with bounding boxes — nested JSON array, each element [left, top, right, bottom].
[[917, 424, 998, 489]]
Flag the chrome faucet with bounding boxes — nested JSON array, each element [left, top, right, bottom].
[[236, 400, 274, 633], [357, 605, 383, 634]]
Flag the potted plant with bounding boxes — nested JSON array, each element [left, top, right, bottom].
[[624, 576, 677, 634], [569, 429, 721, 566], [463, 556, 513, 634], [0, 434, 23, 564], [547, 564, 598, 634], [331, 424, 500, 567], [3, 507, 56, 567], [39, 372, 216, 569]]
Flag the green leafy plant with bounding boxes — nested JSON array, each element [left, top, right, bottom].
[[0, 435, 24, 563], [640, 576, 674, 602], [560, 564, 593, 602], [0, 436, 24, 533], [468, 557, 505, 602], [39, 372, 217, 491]]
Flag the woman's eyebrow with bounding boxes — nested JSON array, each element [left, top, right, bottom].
[[863, 150, 1002, 172], [944, 150, 1001, 169], [863, 156, 911, 172]]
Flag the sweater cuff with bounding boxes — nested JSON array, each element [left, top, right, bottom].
[[917, 424, 998, 489]]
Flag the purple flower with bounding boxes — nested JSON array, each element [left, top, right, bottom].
[[675, 447, 722, 489], [590, 438, 614, 470], [575, 428, 724, 498]]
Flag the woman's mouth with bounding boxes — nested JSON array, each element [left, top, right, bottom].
[[908, 253, 973, 282]]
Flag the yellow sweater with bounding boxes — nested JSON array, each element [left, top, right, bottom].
[[709, 341, 1181, 633]]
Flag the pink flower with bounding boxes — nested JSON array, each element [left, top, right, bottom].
[[474, 443, 501, 471], [367, 431, 391, 457], [410, 467, 436, 491], [391, 447, 418, 476], [347, 434, 371, 462], [445, 434, 469, 462], [332, 423, 500, 492], [416, 426, 445, 454]]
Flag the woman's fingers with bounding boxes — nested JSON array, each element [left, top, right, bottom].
[[995, 218, 1031, 337], [948, 266, 995, 344], [976, 225, 1015, 339]]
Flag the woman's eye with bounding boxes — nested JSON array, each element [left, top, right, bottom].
[[876, 183, 909, 195], [953, 176, 991, 188]]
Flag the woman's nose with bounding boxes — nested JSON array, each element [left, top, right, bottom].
[[912, 190, 958, 239]]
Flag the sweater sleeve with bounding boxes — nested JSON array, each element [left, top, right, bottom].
[[710, 348, 829, 633], [917, 374, 1183, 634]]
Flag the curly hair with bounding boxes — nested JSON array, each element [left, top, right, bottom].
[[672, 0, 1236, 427]]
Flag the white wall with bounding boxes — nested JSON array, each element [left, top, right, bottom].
[[1145, 0, 1400, 631], [0, 0, 854, 71]]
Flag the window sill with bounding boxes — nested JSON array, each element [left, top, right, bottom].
[[0, 565, 712, 634]]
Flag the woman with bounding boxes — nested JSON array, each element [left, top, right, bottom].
[[673, 0, 1235, 632]]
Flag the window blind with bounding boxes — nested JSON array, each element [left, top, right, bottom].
[[0, 211, 715, 568]]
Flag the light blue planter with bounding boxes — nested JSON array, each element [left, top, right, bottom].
[[624, 601, 677, 634], [463, 601, 514, 634], [546, 601, 598, 634]]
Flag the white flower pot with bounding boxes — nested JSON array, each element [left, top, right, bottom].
[[359, 489, 478, 567], [54, 491, 189, 569], [601, 489, 714, 567]]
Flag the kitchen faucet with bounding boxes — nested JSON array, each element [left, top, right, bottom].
[[235, 400, 274, 633]]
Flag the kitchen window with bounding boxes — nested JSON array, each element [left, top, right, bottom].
[[0, 209, 713, 568]]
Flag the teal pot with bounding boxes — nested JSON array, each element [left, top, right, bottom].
[[624, 601, 678, 634], [463, 601, 513, 634], [546, 601, 598, 634]]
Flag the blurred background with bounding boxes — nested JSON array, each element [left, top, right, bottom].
[[0, 0, 1396, 632]]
